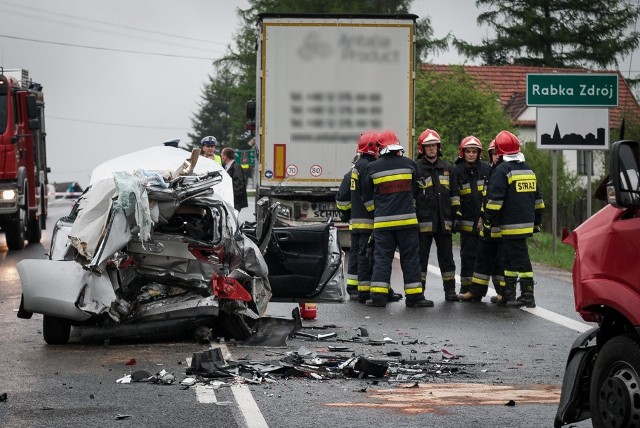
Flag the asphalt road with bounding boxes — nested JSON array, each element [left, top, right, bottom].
[[0, 198, 594, 428]]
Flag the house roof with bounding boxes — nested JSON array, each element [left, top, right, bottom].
[[421, 64, 640, 129]]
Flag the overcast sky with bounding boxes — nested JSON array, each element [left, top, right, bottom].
[[1, 0, 637, 188]]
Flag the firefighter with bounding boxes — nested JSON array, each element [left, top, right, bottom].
[[201, 136, 222, 164], [458, 139, 506, 303], [361, 130, 433, 308], [415, 129, 461, 302], [482, 131, 544, 308], [453, 136, 490, 296]]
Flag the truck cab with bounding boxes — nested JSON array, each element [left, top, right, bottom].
[[555, 140, 640, 427], [0, 68, 48, 250]]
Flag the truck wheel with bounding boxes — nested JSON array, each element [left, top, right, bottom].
[[43, 315, 71, 345], [26, 217, 42, 243], [24, 190, 42, 244], [4, 207, 26, 250], [590, 334, 640, 428]]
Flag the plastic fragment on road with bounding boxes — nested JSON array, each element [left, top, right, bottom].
[[116, 374, 131, 384]]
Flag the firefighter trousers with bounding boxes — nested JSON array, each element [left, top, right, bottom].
[[370, 228, 422, 303], [419, 232, 456, 286], [469, 239, 504, 296], [346, 232, 373, 295], [501, 238, 533, 282], [459, 233, 480, 290]]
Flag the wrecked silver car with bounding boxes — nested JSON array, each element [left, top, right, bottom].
[[17, 146, 345, 345]]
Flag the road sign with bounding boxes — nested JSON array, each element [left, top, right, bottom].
[[526, 73, 618, 107], [235, 149, 256, 165], [536, 108, 609, 150]]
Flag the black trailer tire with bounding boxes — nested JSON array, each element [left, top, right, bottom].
[[26, 217, 42, 243], [43, 315, 71, 345], [590, 334, 640, 428], [4, 210, 26, 251]]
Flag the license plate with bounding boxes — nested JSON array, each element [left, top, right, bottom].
[[317, 202, 336, 211]]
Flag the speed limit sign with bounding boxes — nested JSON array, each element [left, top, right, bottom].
[[310, 165, 322, 177], [286, 164, 298, 177]]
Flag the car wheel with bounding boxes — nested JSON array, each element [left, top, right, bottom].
[[43, 315, 71, 345], [590, 334, 640, 428]]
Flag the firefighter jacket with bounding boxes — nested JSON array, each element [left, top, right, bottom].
[[349, 154, 375, 233], [415, 156, 460, 234], [478, 165, 502, 241], [485, 159, 545, 239], [362, 153, 419, 230], [453, 158, 491, 234], [336, 169, 352, 223]]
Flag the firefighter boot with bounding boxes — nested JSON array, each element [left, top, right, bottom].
[[490, 283, 506, 304], [458, 280, 471, 295], [405, 295, 434, 308], [502, 277, 517, 306], [443, 280, 459, 302], [458, 291, 481, 302], [388, 289, 403, 302], [365, 291, 388, 308], [506, 278, 536, 308]]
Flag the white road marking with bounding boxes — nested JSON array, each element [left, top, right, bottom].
[[231, 384, 270, 428], [185, 357, 217, 403], [187, 346, 270, 427], [393, 252, 593, 332]]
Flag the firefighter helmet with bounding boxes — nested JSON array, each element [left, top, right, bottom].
[[488, 139, 496, 153], [377, 130, 404, 155], [357, 132, 379, 155], [418, 129, 441, 154], [201, 136, 218, 146], [458, 135, 483, 158], [494, 131, 520, 156]]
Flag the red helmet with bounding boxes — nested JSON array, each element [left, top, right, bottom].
[[377, 130, 403, 155], [494, 130, 520, 156], [357, 132, 378, 155], [488, 139, 496, 152], [458, 135, 483, 158], [418, 129, 441, 154]]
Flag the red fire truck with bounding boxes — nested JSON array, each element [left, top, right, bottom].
[[0, 68, 49, 250]]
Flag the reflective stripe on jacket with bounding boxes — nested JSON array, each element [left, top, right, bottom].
[[362, 153, 419, 230]]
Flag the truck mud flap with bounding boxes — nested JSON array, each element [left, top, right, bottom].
[[554, 327, 598, 427]]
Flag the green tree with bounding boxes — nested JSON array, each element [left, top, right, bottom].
[[189, 0, 449, 148], [454, 0, 640, 68], [414, 67, 513, 159]]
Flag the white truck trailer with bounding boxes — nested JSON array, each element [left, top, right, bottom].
[[251, 13, 417, 246]]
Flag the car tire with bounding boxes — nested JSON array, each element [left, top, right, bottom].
[[590, 334, 640, 428], [43, 315, 71, 345]]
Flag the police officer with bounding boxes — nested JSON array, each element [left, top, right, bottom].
[[415, 129, 461, 302], [458, 139, 506, 302], [453, 136, 490, 296], [201, 136, 222, 164], [483, 131, 544, 308], [361, 130, 432, 308]]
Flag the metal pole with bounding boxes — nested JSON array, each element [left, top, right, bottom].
[[552, 150, 557, 255], [586, 150, 592, 218]]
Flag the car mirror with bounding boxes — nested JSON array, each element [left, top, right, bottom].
[[609, 140, 640, 208]]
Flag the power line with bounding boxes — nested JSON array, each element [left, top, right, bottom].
[[48, 115, 189, 130], [0, 0, 229, 47], [0, 34, 215, 60]]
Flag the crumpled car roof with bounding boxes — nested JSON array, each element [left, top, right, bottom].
[[89, 146, 235, 207]]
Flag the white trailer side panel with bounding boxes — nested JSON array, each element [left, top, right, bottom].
[[258, 17, 415, 188]]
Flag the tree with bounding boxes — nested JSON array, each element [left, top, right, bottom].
[[454, 0, 640, 68], [414, 67, 513, 159], [189, 0, 449, 148]]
